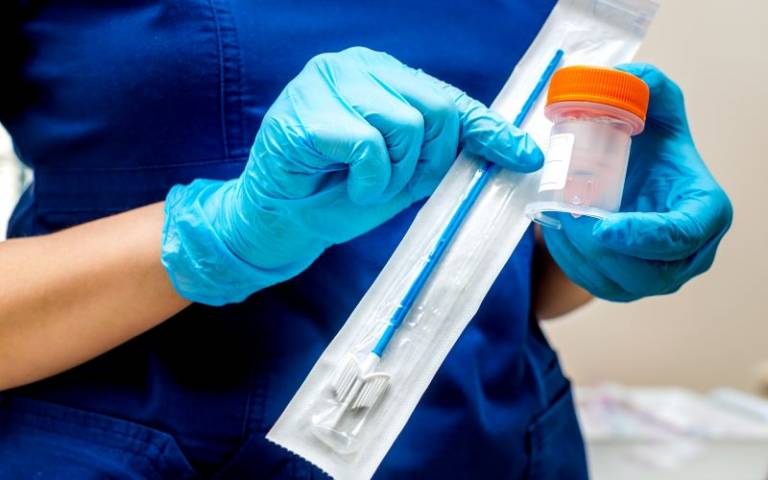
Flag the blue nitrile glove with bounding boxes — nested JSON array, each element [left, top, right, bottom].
[[542, 64, 732, 302], [162, 47, 543, 305]]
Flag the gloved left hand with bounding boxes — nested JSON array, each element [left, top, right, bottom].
[[162, 47, 543, 306], [542, 64, 733, 302]]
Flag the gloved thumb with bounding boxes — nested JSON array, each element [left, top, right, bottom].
[[433, 78, 544, 172]]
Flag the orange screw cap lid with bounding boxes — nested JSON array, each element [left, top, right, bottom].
[[546, 66, 650, 122]]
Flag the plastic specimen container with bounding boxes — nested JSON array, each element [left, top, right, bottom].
[[526, 66, 650, 228]]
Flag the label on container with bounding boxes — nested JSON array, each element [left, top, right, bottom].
[[539, 133, 575, 192]]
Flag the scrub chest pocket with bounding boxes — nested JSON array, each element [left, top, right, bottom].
[[0, 396, 198, 479]]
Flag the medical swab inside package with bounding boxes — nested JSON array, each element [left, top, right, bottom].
[[268, 1, 660, 478]]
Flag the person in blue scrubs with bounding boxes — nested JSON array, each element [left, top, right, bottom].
[[0, 1, 731, 479]]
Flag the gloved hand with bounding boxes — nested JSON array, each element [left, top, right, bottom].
[[162, 47, 543, 305], [542, 64, 732, 302]]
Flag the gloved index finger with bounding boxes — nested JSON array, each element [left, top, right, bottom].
[[417, 71, 544, 173], [593, 189, 732, 261]]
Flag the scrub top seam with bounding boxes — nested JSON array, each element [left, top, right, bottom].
[[249, 366, 269, 433], [205, 0, 231, 158], [240, 366, 256, 439], [33, 156, 248, 173], [226, 1, 248, 156], [208, 0, 247, 158]]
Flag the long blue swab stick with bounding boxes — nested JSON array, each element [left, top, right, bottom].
[[372, 49, 565, 356]]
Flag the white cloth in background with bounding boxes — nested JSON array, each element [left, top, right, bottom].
[[576, 384, 768, 480]]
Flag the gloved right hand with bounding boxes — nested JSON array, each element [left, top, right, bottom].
[[542, 64, 732, 301], [162, 47, 543, 306]]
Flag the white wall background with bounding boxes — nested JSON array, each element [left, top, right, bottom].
[[543, 0, 768, 393]]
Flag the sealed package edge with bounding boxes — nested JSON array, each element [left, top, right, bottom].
[[268, 1, 660, 478]]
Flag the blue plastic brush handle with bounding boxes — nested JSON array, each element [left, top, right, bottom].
[[372, 49, 565, 357]]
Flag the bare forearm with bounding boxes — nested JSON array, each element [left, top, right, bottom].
[[0, 202, 189, 389], [532, 225, 593, 319]]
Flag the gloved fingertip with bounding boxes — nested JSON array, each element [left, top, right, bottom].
[[472, 126, 544, 173], [592, 216, 624, 244], [515, 132, 545, 172]]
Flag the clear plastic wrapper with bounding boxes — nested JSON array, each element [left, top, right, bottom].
[[268, 1, 659, 478]]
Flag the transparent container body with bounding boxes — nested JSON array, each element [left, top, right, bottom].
[[526, 101, 644, 228]]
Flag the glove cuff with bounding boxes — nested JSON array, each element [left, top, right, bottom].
[[161, 179, 302, 306]]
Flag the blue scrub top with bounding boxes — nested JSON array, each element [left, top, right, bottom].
[[0, 1, 587, 479]]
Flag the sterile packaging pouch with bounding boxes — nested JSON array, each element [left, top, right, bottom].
[[268, 1, 660, 478]]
